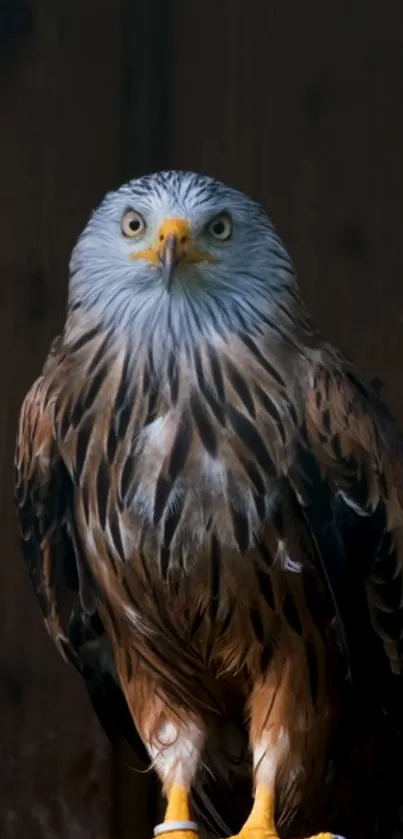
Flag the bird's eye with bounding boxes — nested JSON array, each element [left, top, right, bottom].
[[121, 210, 146, 238], [207, 213, 232, 241]]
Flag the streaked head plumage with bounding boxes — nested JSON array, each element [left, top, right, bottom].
[[68, 170, 295, 346]]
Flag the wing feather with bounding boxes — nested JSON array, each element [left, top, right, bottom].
[[14, 371, 149, 765], [301, 346, 403, 676]]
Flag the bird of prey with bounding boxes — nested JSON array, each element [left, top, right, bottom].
[[14, 171, 403, 839]]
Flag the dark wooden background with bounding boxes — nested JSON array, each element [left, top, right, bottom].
[[0, 0, 403, 836]]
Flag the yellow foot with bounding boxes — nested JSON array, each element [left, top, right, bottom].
[[154, 784, 199, 839], [154, 831, 198, 839], [154, 822, 199, 839], [229, 832, 336, 839], [154, 829, 198, 839], [224, 787, 344, 839]]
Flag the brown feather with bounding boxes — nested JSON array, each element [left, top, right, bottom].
[[302, 343, 403, 673], [15, 288, 403, 835]]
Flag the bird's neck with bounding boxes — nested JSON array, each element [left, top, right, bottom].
[[64, 281, 315, 382]]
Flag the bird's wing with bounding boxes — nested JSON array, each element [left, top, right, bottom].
[[14, 367, 149, 765], [297, 344, 403, 680]]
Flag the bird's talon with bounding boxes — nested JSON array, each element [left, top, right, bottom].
[[225, 786, 340, 839], [225, 833, 339, 839]]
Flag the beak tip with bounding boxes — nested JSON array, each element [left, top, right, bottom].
[[160, 234, 178, 289]]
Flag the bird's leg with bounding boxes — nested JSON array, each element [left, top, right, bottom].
[[237, 735, 334, 839], [227, 662, 342, 839], [114, 650, 205, 839], [145, 715, 205, 839]]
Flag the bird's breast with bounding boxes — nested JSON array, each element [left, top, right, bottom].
[[128, 407, 283, 564]]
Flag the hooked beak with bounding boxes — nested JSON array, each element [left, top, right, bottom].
[[130, 217, 217, 291], [159, 233, 180, 290]]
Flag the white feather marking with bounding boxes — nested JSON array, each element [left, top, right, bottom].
[[202, 453, 227, 491], [141, 414, 172, 452], [254, 726, 289, 787], [129, 412, 178, 524], [84, 527, 98, 558], [123, 603, 141, 627], [147, 720, 204, 789], [337, 490, 368, 516], [276, 539, 302, 572], [283, 556, 302, 573]]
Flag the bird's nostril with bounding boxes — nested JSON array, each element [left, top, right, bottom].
[[159, 234, 164, 242], [180, 236, 187, 244]]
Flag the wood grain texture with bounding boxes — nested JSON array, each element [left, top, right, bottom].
[[120, 0, 174, 182], [169, 0, 403, 420], [0, 0, 120, 835]]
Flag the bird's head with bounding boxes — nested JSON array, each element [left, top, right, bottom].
[[69, 170, 295, 349]]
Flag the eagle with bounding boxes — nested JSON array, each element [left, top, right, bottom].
[[14, 170, 403, 839]]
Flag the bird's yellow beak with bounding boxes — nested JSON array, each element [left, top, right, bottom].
[[130, 218, 216, 287]]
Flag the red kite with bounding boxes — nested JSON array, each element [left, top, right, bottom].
[[15, 171, 403, 839]]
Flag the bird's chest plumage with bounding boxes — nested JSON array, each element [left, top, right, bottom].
[[86, 401, 313, 663], [58, 335, 319, 681], [131, 409, 282, 561]]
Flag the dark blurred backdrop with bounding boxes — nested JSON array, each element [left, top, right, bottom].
[[1, 1, 403, 836]]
